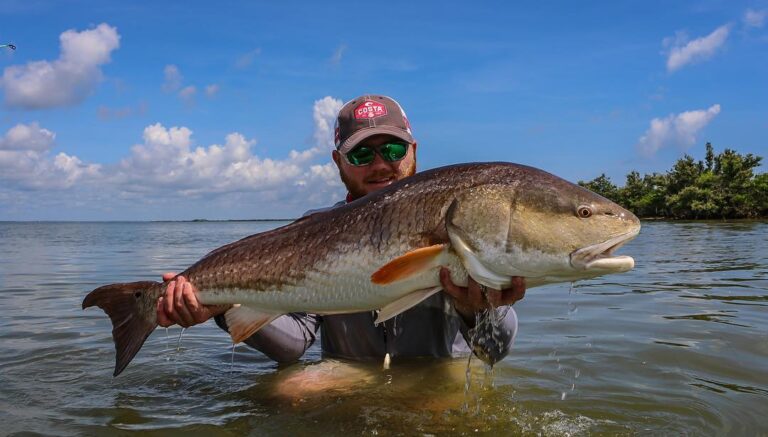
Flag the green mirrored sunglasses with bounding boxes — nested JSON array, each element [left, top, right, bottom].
[[345, 142, 409, 166]]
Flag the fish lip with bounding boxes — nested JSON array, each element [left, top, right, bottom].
[[570, 227, 640, 271]]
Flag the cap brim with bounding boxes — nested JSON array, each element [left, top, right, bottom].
[[338, 127, 414, 154]]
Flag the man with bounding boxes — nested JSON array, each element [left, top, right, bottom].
[[157, 95, 525, 365]]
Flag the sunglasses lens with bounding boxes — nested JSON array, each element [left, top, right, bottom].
[[346, 146, 375, 166], [380, 143, 408, 162], [346, 142, 409, 166]]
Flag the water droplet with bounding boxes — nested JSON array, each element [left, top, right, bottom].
[[230, 342, 237, 372], [176, 327, 186, 352]]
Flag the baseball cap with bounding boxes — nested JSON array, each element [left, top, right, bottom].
[[334, 95, 414, 154]]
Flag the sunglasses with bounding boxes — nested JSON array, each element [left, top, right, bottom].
[[345, 142, 410, 166]]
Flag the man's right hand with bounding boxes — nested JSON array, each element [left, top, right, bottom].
[[156, 272, 231, 328]]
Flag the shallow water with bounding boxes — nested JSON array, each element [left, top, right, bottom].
[[1, 220, 766, 435]]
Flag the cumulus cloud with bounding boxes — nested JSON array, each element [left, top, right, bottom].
[[744, 9, 767, 28], [205, 84, 220, 97], [636, 104, 721, 156], [665, 25, 730, 72], [162, 64, 183, 93], [288, 96, 344, 163], [0, 23, 120, 109], [0, 122, 100, 189], [0, 122, 55, 151], [112, 122, 345, 199], [313, 96, 343, 149], [0, 97, 347, 218]]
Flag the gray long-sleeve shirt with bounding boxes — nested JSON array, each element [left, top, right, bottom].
[[213, 202, 519, 366]]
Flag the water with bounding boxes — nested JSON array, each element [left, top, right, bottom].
[[1, 220, 767, 435]]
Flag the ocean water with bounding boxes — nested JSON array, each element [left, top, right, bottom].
[[1, 220, 766, 435]]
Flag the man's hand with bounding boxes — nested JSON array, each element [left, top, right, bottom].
[[156, 272, 231, 328], [439, 267, 525, 321]]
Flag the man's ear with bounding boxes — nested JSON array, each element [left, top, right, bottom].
[[332, 150, 342, 169], [411, 142, 418, 154]]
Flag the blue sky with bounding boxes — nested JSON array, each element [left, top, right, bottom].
[[0, 0, 766, 220]]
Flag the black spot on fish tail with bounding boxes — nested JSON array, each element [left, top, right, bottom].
[[82, 281, 161, 376]]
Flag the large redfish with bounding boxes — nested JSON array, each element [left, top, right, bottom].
[[83, 162, 641, 376]]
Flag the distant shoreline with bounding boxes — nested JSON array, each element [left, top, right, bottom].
[[1, 218, 766, 224], [0, 218, 297, 223]]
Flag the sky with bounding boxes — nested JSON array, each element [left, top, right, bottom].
[[0, 0, 766, 220]]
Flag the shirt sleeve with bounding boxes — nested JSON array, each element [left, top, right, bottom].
[[457, 306, 518, 365], [214, 312, 320, 363]]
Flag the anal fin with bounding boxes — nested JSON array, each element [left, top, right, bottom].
[[224, 305, 280, 343], [375, 286, 442, 324], [371, 244, 448, 285]]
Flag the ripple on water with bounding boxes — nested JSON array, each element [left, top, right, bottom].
[[1, 220, 767, 434]]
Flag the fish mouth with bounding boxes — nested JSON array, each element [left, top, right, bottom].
[[570, 227, 640, 273]]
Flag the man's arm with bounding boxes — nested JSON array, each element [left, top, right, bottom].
[[157, 274, 319, 363], [439, 267, 525, 365]]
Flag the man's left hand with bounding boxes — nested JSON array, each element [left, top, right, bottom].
[[439, 267, 525, 321]]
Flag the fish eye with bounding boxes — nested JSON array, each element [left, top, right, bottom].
[[577, 205, 593, 218]]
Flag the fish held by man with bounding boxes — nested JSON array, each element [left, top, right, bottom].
[[83, 162, 641, 376]]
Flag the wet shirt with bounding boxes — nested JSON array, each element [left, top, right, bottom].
[[214, 201, 519, 365]]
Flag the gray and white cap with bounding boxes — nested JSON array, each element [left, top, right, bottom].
[[334, 95, 414, 154]]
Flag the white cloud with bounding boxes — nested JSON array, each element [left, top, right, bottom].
[[330, 44, 347, 65], [636, 104, 721, 156], [288, 96, 344, 163], [744, 9, 767, 28], [665, 25, 730, 72], [205, 84, 220, 97], [113, 122, 344, 198], [0, 98, 347, 218], [162, 64, 183, 93], [0, 23, 120, 109], [235, 48, 261, 69], [313, 96, 343, 149], [0, 122, 55, 151], [0, 122, 100, 189]]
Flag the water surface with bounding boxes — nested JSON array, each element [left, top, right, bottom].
[[1, 221, 766, 435]]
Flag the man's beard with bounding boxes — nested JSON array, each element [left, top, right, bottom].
[[340, 158, 417, 200]]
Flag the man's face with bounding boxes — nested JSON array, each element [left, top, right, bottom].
[[332, 134, 418, 200]]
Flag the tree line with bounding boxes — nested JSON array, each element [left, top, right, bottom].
[[578, 143, 767, 219]]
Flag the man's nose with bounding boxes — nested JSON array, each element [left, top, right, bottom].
[[367, 152, 393, 171]]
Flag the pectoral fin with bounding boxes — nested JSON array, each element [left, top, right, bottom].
[[374, 286, 443, 324], [224, 305, 280, 343], [371, 244, 448, 285]]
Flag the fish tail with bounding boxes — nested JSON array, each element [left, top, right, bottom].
[[82, 281, 162, 376]]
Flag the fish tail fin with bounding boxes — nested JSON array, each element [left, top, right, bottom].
[[82, 281, 161, 376]]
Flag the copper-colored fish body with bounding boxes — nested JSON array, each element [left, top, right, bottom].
[[83, 162, 640, 376]]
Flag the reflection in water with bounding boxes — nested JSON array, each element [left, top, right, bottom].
[[663, 312, 752, 328], [691, 376, 768, 396], [0, 221, 766, 435]]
